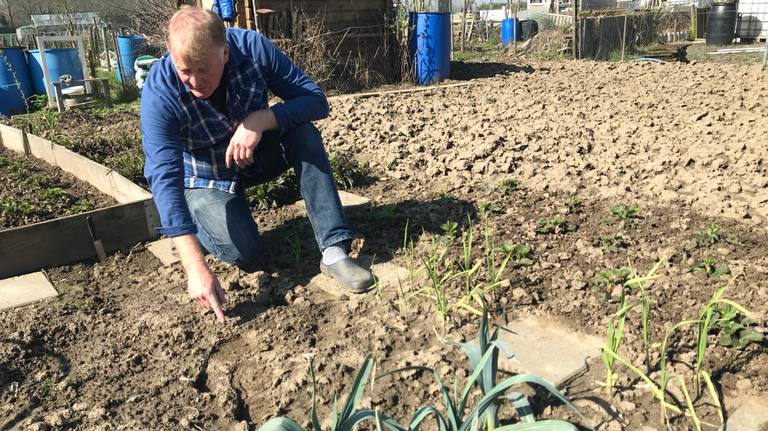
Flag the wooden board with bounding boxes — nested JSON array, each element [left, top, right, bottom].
[[51, 141, 116, 200], [0, 199, 156, 278], [26, 133, 57, 166], [0, 272, 58, 310], [108, 170, 152, 203], [0, 124, 27, 154], [23, 130, 149, 204]]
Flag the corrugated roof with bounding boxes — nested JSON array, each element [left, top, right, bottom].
[[30, 12, 100, 27]]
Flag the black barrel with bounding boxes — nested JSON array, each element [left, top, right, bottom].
[[706, 2, 738, 45], [520, 20, 539, 41]]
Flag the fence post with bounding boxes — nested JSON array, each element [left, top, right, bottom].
[[621, 10, 628, 61], [572, 0, 579, 59], [763, 36, 767, 70], [101, 25, 111, 73], [690, 5, 696, 40]]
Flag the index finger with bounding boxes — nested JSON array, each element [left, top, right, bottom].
[[208, 293, 226, 323], [225, 143, 235, 169]]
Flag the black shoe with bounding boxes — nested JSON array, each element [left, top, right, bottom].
[[320, 258, 374, 294]]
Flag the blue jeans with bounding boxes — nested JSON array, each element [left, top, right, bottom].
[[184, 123, 353, 269]]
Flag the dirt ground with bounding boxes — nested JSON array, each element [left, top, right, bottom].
[[1, 59, 767, 430]]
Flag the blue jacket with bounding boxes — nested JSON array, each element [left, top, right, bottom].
[[140, 28, 329, 237]]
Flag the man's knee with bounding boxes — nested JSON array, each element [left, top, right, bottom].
[[185, 188, 263, 269], [284, 123, 325, 156], [217, 235, 263, 269]]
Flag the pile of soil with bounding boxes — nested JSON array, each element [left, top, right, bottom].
[[1, 60, 767, 430], [0, 147, 117, 229]]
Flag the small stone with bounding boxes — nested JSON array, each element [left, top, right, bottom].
[[610, 284, 623, 299], [44, 411, 66, 427], [512, 288, 527, 300], [293, 297, 306, 305], [27, 423, 48, 431], [87, 407, 107, 420], [736, 378, 753, 392]]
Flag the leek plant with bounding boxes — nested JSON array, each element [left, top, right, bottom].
[[601, 291, 636, 395], [258, 306, 591, 431], [601, 281, 753, 430], [383, 303, 591, 431], [257, 356, 402, 431], [602, 261, 662, 394], [624, 260, 664, 373]]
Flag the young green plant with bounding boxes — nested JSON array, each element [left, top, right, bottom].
[[382, 302, 591, 431]]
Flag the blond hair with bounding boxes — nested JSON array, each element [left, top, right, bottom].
[[167, 6, 226, 62]]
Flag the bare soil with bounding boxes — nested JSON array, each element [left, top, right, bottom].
[[0, 147, 117, 229], [1, 60, 767, 431]]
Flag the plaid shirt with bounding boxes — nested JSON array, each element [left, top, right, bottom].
[[177, 60, 267, 194], [141, 28, 329, 237]]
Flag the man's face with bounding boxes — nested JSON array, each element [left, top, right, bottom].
[[171, 43, 229, 99]]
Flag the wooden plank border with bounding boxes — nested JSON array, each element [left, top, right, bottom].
[[23, 133, 151, 204], [0, 200, 156, 278], [0, 125, 159, 278], [0, 124, 28, 155]]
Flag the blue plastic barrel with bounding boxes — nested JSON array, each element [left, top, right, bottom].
[[28, 48, 84, 95], [0, 47, 33, 116], [116, 35, 147, 81], [409, 12, 451, 85], [501, 18, 522, 46]]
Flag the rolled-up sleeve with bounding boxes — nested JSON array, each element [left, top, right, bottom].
[[250, 33, 330, 132], [141, 82, 197, 238]]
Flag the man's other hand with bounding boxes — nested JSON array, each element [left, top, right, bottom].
[[187, 265, 226, 322], [226, 109, 278, 169]]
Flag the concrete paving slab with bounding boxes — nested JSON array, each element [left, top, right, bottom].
[[295, 191, 371, 213], [719, 397, 768, 431], [498, 315, 603, 387], [148, 238, 180, 266], [0, 272, 58, 310], [308, 254, 409, 297]]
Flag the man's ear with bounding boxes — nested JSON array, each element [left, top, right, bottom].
[[223, 45, 230, 63]]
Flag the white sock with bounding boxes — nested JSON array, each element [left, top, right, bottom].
[[322, 245, 348, 266]]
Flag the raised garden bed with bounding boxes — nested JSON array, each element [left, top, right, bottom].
[[5, 108, 146, 187], [0, 147, 115, 229], [0, 124, 158, 278]]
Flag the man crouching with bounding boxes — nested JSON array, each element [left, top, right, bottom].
[[140, 7, 373, 322]]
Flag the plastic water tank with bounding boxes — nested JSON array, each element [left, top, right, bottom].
[[116, 35, 147, 81], [706, 3, 738, 45], [520, 20, 540, 41], [28, 48, 84, 95], [501, 18, 522, 46], [0, 47, 33, 116], [409, 12, 451, 85]]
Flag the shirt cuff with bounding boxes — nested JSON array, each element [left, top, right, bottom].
[[156, 223, 198, 238], [270, 103, 288, 134]]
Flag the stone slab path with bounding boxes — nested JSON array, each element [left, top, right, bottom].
[[0, 272, 58, 310], [498, 315, 603, 387]]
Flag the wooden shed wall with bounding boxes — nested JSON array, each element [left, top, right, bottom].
[[248, 0, 392, 31], [233, 0, 399, 89]]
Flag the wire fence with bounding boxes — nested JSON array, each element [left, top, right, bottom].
[[735, 0, 768, 40]]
